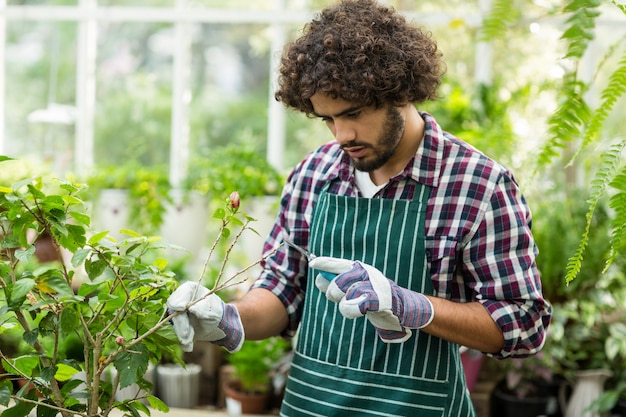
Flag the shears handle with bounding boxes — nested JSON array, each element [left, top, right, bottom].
[[317, 271, 336, 281]]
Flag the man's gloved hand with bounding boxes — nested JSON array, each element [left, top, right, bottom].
[[166, 281, 244, 353], [309, 257, 434, 343]]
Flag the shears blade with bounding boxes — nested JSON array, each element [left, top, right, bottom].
[[282, 239, 335, 281]]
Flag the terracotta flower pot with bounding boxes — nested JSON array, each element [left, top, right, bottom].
[[223, 381, 269, 415]]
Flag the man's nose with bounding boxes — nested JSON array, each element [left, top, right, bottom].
[[334, 121, 356, 144]]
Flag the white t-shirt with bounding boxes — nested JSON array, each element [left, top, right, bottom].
[[354, 169, 387, 198]]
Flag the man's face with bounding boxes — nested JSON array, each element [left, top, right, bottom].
[[310, 93, 405, 173]]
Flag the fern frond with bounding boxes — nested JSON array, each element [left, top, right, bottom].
[[588, 142, 624, 208], [478, 0, 519, 41], [610, 0, 625, 14], [536, 78, 591, 168], [606, 171, 626, 269], [565, 141, 625, 282], [562, 0, 602, 59], [583, 51, 626, 147]]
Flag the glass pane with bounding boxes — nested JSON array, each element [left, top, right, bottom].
[[5, 21, 78, 175], [99, 0, 173, 7], [7, 0, 77, 6], [187, 0, 274, 10], [188, 23, 271, 164], [94, 21, 173, 168]]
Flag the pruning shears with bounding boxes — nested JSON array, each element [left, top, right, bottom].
[[283, 239, 336, 281]]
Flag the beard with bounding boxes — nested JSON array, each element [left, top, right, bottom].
[[345, 106, 405, 173]]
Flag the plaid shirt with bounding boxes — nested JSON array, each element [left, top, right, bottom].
[[252, 112, 551, 359]]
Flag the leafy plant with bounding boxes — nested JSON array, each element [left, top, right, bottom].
[[227, 337, 290, 395], [184, 145, 284, 204], [84, 163, 172, 235], [421, 78, 527, 167], [535, 0, 625, 282], [0, 157, 270, 417], [480, 0, 626, 284]]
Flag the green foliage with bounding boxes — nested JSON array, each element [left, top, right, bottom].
[[532, 189, 616, 302], [583, 50, 626, 147], [227, 337, 290, 394], [478, 0, 521, 42], [538, 77, 592, 167], [0, 157, 183, 417], [562, 0, 601, 60], [421, 79, 522, 165], [84, 163, 172, 235], [564, 143, 624, 283], [527, 0, 626, 281], [185, 145, 285, 203], [548, 281, 626, 409], [502, 190, 626, 401]]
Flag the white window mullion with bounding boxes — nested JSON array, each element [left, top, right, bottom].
[[266, 0, 287, 172], [475, 0, 493, 85], [169, 0, 191, 188], [0, 0, 6, 153], [75, 0, 98, 175]]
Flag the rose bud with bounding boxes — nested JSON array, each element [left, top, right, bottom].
[[116, 336, 124, 345], [229, 191, 241, 210]]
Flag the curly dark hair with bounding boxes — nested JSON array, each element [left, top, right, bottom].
[[274, 0, 445, 116]]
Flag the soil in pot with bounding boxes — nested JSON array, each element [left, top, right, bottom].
[[223, 380, 269, 415]]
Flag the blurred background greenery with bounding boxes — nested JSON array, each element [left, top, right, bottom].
[[1, 0, 626, 413], [3, 0, 622, 182]]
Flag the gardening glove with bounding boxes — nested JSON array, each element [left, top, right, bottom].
[[309, 256, 434, 343], [166, 281, 244, 353]]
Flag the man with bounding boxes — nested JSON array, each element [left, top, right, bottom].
[[167, 0, 552, 415]]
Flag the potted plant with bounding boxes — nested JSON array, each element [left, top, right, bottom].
[[222, 337, 291, 415], [83, 163, 172, 238], [549, 280, 626, 416], [489, 189, 623, 417], [0, 156, 267, 417], [184, 145, 284, 204], [185, 145, 285, 275]]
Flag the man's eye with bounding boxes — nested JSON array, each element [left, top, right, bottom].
[[346, 111, 361, 119]]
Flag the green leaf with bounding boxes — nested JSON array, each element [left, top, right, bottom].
[[113, 344, 149, 389], [22, 330, 39, 347], [40, 367, 56, 383], [0, 398, 37, 417], [36, 401, 62, 417], [120, 229, 140, 238], [77, 281, 103, 297], [147, 395, 169, 412], [85, 258, 108, 279], [11, 279, 36, 301], [153, 258, 167, 271], [54, 363, 79, 382], [126, 404, 142, 417], [14, 246, 35, 263], [88, 231, 109, 245], [36, 274, 73, 296], [59, 307, 79, 335], [5, 355, 39, 377], [0, 380, 12, 406], [213, 207, 226, 220], [131, 401, 150, 415], [72, 248, 91, 268]]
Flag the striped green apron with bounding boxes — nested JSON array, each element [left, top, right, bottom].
[[279, 184, 475, 416]]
